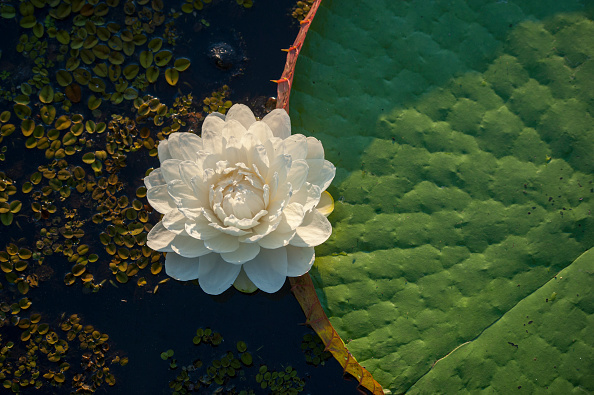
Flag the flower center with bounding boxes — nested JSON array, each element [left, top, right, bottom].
[[211, 164, 266, 223]]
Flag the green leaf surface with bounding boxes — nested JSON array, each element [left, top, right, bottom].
[[408, 247, 594, 393], [289, 0, 594, 393]]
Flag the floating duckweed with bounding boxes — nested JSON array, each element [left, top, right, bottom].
[[88, 94, 102, 110], [148, 37, 163, 52], [236, 341, 247, 353], [237, 0, 253, 8], [0, 111, 10, 123], [146, 66, 159, 83], [165, 68, 179, 86], [154, 50, 172, 67], [174, 58, 191, 72], [150, 261, 162, 275]]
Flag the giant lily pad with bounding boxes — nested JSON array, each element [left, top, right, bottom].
[[289, 1, 594, 393]]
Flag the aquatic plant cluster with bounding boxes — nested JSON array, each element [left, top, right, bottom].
[[160, 327, 307, 394]]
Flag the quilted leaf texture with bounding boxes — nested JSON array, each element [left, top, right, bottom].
[[289, 0, 593, 392], [407, 248, 594, 393]]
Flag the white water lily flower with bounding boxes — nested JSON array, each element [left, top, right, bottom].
[[145, 104, 335, 295]]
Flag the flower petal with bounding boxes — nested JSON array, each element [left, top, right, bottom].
[[157, 140, 172, 162], [179, 160, 202, 187], [202, 113, 225, 134], [257, 229, 295, 249], [221, 119, 247, 145], [162, 209, 186, 234], [289, 209, 332, 247], [147, 221, 176, 251], [170, 233, 211, 258], [262, 109, 291, 140], [160, 159, 183, 183], [286, 159, 308, 191], [177, 133, 203, 161], [202, 131, 224, 155], [306, 159, 335, 192], [233, 267, 258, 293], [285, 246, 315, 277], [198, 253, 242, 295], [289, 183, 322, 212], [243, 247, 288, 293], [165, 252, 200, 281], [283, 134, 308, 160], [167, 179, 198, 206], [147, 184, 176, 214], [225, 104, 257, 129], [220, 242, 260, 264], [275, 203, 304, 232], [144, 168, 166, 189], [247, 121, 274, 144], [204, 232, 240, 253], [306, 136, 324, 159], [185, 216, 221, 240]]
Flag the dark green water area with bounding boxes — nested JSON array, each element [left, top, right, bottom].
[[0, 0, 364, 394]]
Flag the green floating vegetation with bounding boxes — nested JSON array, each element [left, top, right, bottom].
[[301, 333, 331, 366], [163, 328, 305, 394]]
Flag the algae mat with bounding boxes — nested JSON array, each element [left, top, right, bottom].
[[288, 0, 594, 392]]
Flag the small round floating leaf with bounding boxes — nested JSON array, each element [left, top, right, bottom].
[[88, 95, 102, 110], [1, 5, 16, 18], [93, 63, 108, 77], [32, 22, 44, 38], [139, 51, 153, 68], [165, 68, 179, 86], [93, 44, 110, 59], [39, 85, 54, 104], [146, 66, 159, 83], [79, 49, 95, 64], [181, 3, 193, 13], [237, 341, 247, 353], [88, 77, 106, 93], [123, 64, 139, 80], [20, 15, 37, 29], [85, 120, 96, 133], [73, 68, 91, 85], [64, 83, 81, 103], [56, 30, 70, 44], [82, 152, 96, 164], [17, 280, 29, 294], [150, 262, 162, 275], [116, 272, 128, 283], [148, 37, 163, 52], [0, 111, 10, 123], [13, 104, 32, 120], [72, 263, 86, 277], [154, 50, 172, 67], [133, 34, 147, 46], [1, 124, 15, 137], [123, 88, 138, 100], [55, 70, 73, 87], [109, 51, 125, 65], [9, 201, 22, 214], [55, 115, 71, 130], [174, 58, 191, 72], [83, 35, 98, 49], [241, 352, 252, 366]]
